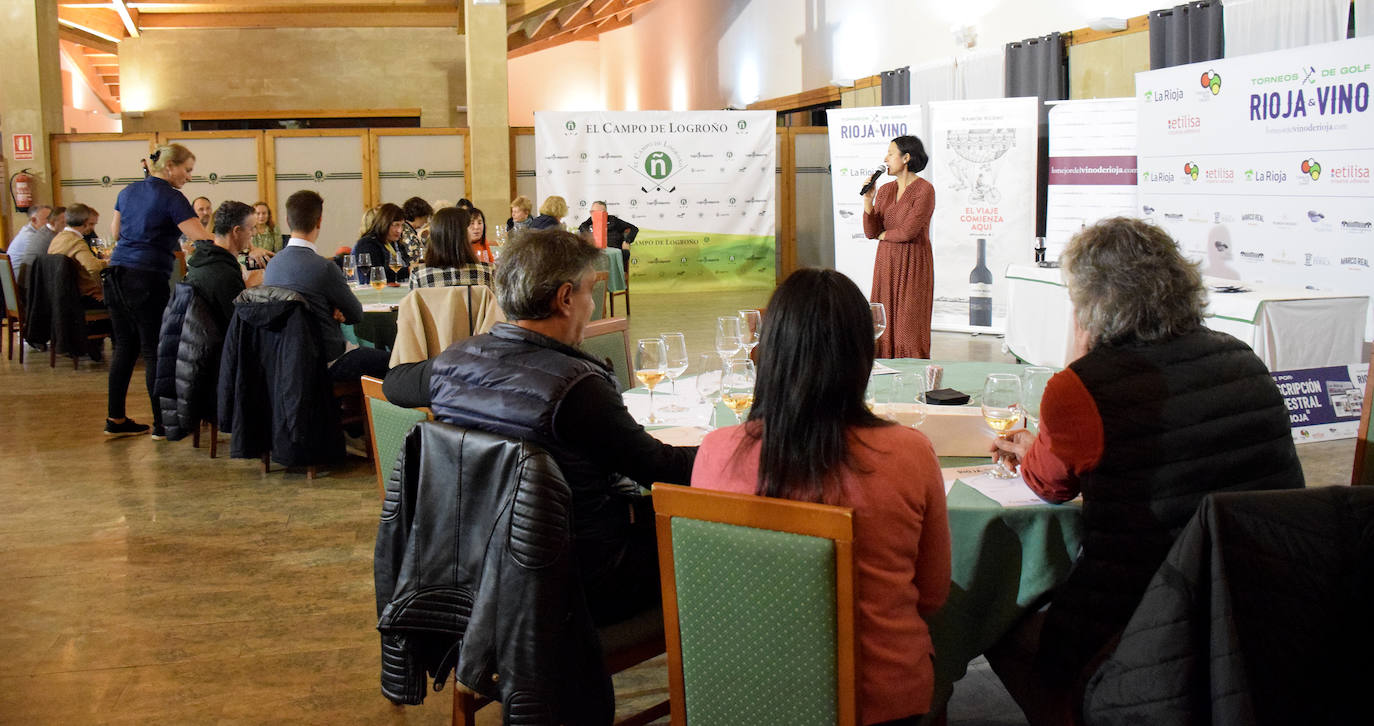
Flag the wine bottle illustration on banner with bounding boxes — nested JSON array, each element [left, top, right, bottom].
[[969, 238, 993, 327]]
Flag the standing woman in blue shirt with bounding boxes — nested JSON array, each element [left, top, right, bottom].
[[103, 144, 262, 437]]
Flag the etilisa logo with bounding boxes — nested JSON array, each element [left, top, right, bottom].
[[1301, 158, 1322, 180], [1200, 70, 1221, 95], [1183, 162, 1200, 180]]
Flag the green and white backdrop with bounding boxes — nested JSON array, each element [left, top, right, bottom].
[[534, 111, 777, 292]]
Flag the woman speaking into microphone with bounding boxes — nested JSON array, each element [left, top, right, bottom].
[[863, 135, 935, 359]]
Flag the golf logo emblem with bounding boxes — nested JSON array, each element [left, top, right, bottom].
[[645, 151, 673, 180], [208, 172, 220, 185], [737, 120, 747, 130], [313, 170, 325, 182], [565, 120, 576, 131]]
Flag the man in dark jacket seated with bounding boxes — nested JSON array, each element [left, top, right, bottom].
[[986, 217, 1304, 725], [185, 200, 255, 326], [578, 200, 638, 273], [384, 229, 695, 625], [261, 189, 389, 382]]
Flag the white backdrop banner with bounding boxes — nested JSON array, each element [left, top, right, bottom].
[[1137, 36, 1374, 338], [825, 106, 924, 298], [928, 97, 1039, 333], [1045, 98, 1139, 262], [534, 111, 775, 292]]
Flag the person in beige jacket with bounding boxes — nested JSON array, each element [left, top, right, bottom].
[[46, 203, 107, 304]]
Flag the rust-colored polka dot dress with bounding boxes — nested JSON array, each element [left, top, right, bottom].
[[863, 177, 936, 359]]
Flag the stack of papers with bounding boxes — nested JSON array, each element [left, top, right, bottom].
[[941, 465, 1047, 506]]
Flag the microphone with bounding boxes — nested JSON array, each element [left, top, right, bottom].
[[859, 166, 885, 196]]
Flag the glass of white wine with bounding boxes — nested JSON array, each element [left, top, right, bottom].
[[387, 248, 403, 280], [635, 338, 668, 424], [342, 255, 357, 284], [1021, 366, 1054, 431], [722, 360, 756, 424], [871, 302, 887, 341], [982, 373, 1022, 479], [369, 266, 387, 294], [660, 332, 689, 412]]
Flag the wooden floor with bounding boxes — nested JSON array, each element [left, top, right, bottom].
[[1, 288, 1356, 725]]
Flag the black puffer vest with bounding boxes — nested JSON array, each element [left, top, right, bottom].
[[428, 324, 630, 552], [1040, 328, 1304, 680]]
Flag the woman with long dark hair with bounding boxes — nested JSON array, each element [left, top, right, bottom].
[[691, 268, 950, 726], [353, 202, 408, 284], [864, 135, 936, 359], [408, 207, 493, 289]]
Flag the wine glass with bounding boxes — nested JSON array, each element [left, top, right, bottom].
[[695, 353, 722, 430], [721, 360, 756, 424], [982, 373, 1023, 479], [387, 248, 403, 280], [354, 253, 372, 286], [715, 316, 742, 366], [894, 373, 927, 428], [342, 254, 357, 283], [871, 302, 887, 341], [738, 309, 762, 357], [369, 267, 387, 298], [660, 332, 689, 411], [635, 338, 668, 424], [1021, 367, 1054, 431]]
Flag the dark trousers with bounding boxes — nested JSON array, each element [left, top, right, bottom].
[[327, 346, 391, 383], [104, 266, 170, 424], [584, 494, 661, 626]]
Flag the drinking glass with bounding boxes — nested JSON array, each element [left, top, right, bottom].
[[369, 266, 387, 296], [660, 332, 689, 411], [1021, 367, 1054, 431], [356, 252, 372, 269], [342, 255, 357, 283], [871, 302, 887, 341], [894, 374, 927, 428], [695, 353, 722, 429], [982, 373, 1023, 479], [721, 360, 756, 424], [715, 316, 742, 365], [635, 338, 668, 424], [738, 309, 762, 357], [387, 249, 403, 279]]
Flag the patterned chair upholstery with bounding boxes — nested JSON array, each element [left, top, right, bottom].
[[361, 376, 429, 498], [651, 483, 858, 726]]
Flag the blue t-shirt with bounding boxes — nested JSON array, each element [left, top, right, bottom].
[[109, 176, 196, 277]]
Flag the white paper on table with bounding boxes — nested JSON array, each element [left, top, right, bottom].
[[622, 390, 715, 428], [362, 303, 396, 312], [871, 361, 900, 375], [940, 464, 997, 495], [648, 426, 707, 447], [958, 471, 1047, 507]]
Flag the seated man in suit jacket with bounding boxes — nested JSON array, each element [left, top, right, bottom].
[[260, 189, 389, 383], [45, 203, 106, 306]]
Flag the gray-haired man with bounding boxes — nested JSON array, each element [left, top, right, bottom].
[[385, 228, 694, 626]]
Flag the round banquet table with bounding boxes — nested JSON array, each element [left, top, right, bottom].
[[342, 284, 408, 350], [629, 358, 1085, 710]]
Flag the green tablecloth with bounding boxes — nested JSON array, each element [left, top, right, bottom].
[[601, 247, 627, 293], [342, 285, 408, 350]]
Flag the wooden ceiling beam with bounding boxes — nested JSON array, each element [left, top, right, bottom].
[[508, 11, 630, 58], [58, 39, 121, 114], [110, 0, 140, 38], [137, 10, 461, 30], [57, 6, 128, 42], [58, 26, 120, 54]]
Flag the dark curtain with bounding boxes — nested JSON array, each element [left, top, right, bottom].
[[1149, 1, 1224, 69], [881, 67, 910, 106], [1004, 32, 1067, 237]]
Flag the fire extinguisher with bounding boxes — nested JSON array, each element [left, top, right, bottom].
[[9, 168, 35, 213]]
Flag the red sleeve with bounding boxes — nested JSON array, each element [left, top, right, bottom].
[[861, 184, 888, 240], [1020, 369, 1102, 503], [878, 180, 934, 243]]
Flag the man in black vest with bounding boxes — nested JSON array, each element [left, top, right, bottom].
[[423, 229, 695, 625], [986, 217, 1303, 725]]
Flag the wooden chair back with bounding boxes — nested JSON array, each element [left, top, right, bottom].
[[361, 375, 430, 498], [0, 254, 25, 362], [651, 483, 857, 726], [582, 316, 633, 392]]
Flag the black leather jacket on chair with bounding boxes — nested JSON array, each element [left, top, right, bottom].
[[374, 421, 612, 725]]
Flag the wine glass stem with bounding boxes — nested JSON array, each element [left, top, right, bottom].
[[647, 387, 656, 424]]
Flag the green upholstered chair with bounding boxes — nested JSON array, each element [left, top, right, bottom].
[[651, 483, 858, 726], [592, 270, 609, 321], [1355, 347, 1374, 486], [361, 376, 429, 499], [0, 254, 24, 363], [582, 316, 633, 392]]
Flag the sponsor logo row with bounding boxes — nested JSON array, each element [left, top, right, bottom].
[[1140, 158, 1371, 184]]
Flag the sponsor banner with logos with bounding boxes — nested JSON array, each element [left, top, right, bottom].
[[824, 105, 925, 300], [928, 97, 1039, 333], [1137, 36, 1374, 339], [534, 111, 776, 293], [1045, 99, 1139, 262], [1272, 364, 1368, 442]]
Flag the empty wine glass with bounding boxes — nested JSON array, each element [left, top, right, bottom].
[[738, 309, 762, 357], [660, 332, 689, 411], [715, 316, 742, 366], [871, 302, 887, 341], [695, 353, 722, 430], [982, 373, 1022, 479], [894, 373, 927, 428], [635, 338, 668, 425], [342, 255, 357, 283], [1021, 367, 1054, 431], [721, 359, 756, 424]]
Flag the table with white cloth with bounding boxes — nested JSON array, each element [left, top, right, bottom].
[[627, 359, 1084, 714], [1004, 263, 1369, 369], [341, 284, 408, 349]]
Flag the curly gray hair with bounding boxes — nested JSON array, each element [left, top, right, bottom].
[[494, 229, 602, 321], [1061, 217, 1206, 348]]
